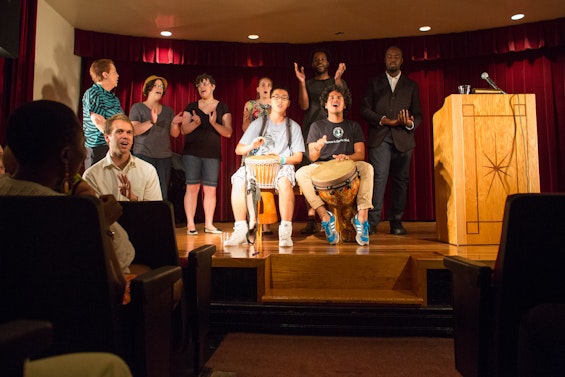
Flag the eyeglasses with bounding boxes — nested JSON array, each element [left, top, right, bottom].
[[271, 95, 289, 101], [153, 84, 165, 89]]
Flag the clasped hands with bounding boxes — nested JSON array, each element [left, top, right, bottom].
[[382, 109, 414, 127]]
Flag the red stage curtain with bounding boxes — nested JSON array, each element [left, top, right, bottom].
[[0, 0, 37, 146], [75, 18, 565, 223]]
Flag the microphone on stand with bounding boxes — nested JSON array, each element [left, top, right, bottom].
[[481, 72, 506, 94]]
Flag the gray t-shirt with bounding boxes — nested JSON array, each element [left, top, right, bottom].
[[129, 103, 175, 158], [240, 117, 305, 157]]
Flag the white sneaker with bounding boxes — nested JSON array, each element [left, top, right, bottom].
[[224, 222, 248, 246], [278, 223, 293, 247]]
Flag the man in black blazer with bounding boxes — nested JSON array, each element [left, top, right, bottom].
[[360, 46, 422, 235]]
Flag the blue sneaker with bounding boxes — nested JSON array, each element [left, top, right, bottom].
[[352, 214, 370, 246], [321, 211, 339, 245]]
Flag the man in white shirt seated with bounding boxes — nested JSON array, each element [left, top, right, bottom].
[[83, 114, 162, 201]]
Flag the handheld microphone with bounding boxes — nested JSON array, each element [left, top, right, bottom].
[[481, 72, 506, 94]]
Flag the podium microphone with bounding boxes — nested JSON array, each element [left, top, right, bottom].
[[481, 72, 506, 94]]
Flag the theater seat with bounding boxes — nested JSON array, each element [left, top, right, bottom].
[[0, 320, 52, 377], [0, 196, 181, 377], [117, 200, 216, 375], [444, 193, 565, 377]]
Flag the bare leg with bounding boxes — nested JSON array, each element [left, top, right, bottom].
[[184, 183, 200, 231], [357, 208, 369, 223], [277, 178, 295, 222], [231, 178, 247, 221], [202, 185, 218, 230], [315, 206, 330, 223]]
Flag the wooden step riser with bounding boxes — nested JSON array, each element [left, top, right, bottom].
[[267, 254, 414, 291]]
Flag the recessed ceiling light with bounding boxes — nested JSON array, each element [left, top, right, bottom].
[[511, 13, 525, 21], [248, 34, 259, 40], [419, 26, 432, 32], [160, 31, 172, 37]]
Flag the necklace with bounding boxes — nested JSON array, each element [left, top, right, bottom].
[[200, 98, 215, 105]]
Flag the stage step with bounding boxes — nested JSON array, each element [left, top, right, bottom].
[[262, 253, 437, 305], [262, 288, 422, 305]]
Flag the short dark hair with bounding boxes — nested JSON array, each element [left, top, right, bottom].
[[319, 84, 352, 116], [6, 100, 81, 167], [270, 85, 290, 98], [194, 73, 216, 87], [310, 48, 332, 64]]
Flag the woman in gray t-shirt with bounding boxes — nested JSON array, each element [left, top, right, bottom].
[[129, 75, 183, 200]]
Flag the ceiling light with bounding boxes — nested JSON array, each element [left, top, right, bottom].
[[511, 14, 525, 21], [419, 26, 431, 32], [160, 31, 172, 37], [248, 34, 259, 40]]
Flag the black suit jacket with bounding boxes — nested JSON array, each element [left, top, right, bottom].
[[360, 73, 422, 152]]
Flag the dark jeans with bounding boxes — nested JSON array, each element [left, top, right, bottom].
[[84, 145, 109, 169], [368, 141, 413, 228], [135, 154, 172, 200]]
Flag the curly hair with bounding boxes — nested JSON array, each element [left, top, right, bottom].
[[319, 84, 352, 116]]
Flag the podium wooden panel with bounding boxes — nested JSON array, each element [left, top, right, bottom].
[[433, 94, 539, 245]]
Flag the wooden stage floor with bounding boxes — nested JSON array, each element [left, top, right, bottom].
[[175, 221, 499, 262]]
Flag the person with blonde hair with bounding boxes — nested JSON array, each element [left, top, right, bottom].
[[83, 113, 162, 202]]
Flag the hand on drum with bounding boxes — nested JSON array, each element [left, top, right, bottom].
[[314, 135, 327, 151], [332, 154, 350, 161], [251, 136, 265, 149]]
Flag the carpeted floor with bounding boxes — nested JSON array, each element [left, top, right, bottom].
[[203, 333, 461, 377]]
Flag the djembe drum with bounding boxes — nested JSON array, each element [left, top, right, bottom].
[[311, 159, 360, 243], [245, 155, 281, 226]]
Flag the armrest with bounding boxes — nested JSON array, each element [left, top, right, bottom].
[[444, 255, 494, 377], [131, 266, 183, 300], [444, 256, 493, 286], [129, 266, 182, 377], [0, 320, 53, 376]]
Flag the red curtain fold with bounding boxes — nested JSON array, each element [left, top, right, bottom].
[[75, 18, 565, 67]]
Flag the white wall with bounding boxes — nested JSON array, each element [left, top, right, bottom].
[[34, 0, 81, 113]]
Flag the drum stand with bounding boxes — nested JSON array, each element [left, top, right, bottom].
[[257, 190, 278, 239]]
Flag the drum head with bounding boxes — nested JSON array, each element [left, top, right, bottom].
[[311, 159, 357, 188], [245, 155, 280, 164]]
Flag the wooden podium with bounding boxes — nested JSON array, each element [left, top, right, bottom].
[[433, 94, 539, 245]]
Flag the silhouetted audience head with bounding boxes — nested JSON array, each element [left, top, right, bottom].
[[6, 100, 86, 188]]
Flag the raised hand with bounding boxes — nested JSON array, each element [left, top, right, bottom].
[[191, 110, 201, 126], [334, 63, 347, 81], [294, 62, 306, 83]]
